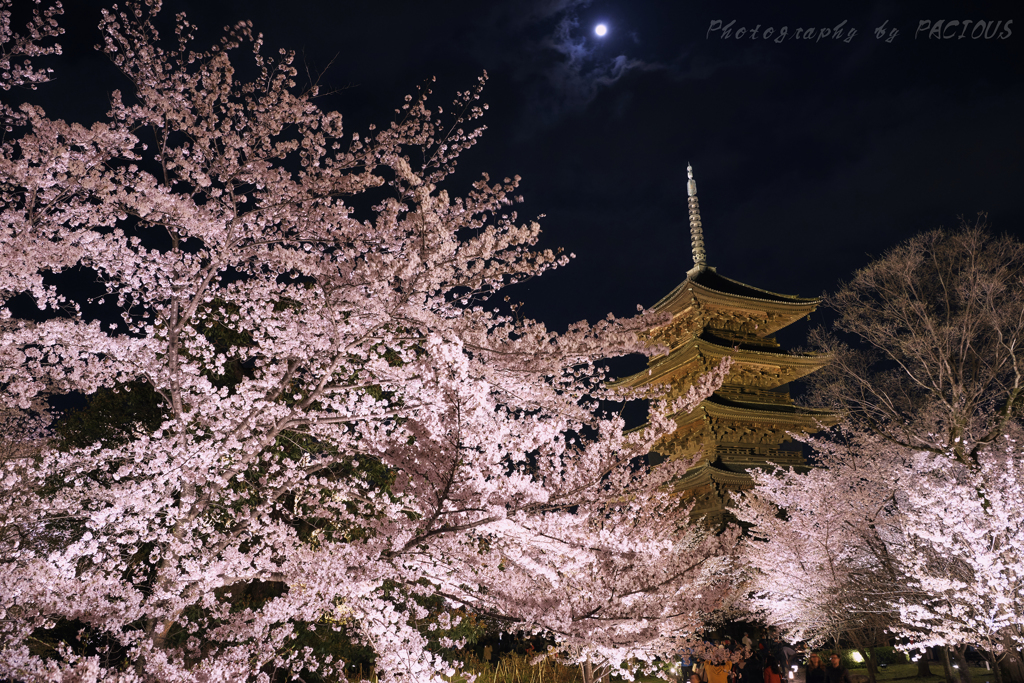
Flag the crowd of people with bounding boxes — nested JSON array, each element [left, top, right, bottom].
[[682, 635, 854, 683]]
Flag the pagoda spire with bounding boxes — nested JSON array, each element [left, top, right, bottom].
[[687, 164, 707, 273]]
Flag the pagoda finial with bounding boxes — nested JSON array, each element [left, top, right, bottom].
[[687, 164, 706, 271]]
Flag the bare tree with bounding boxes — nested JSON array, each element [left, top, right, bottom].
[[808, 218, 1024, 465]]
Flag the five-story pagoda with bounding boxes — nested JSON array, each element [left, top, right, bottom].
[[615, 165, 834, 523]]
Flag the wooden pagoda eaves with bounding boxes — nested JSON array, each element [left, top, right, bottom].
[[617, 164, 835, 519]]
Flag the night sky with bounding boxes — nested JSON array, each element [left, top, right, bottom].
[[21, 0, 1024, 351]]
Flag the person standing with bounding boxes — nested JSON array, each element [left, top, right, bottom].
[[678, 653, 694, 682], [751, 642, 768, 671], [826, 654, 853, 683], [782, 645, 797, 673], [742, 633, 754, 650], [772, 642, 789, 672], [806, 654, 827, 683], [705, 659, 733, 683], [734, 657, 749, 683], [764, 657, 784, 683]]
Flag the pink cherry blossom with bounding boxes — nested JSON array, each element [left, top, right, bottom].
[[0, 4, 739, 681]]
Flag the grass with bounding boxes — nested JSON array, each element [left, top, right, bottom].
[[353, 653, 673, 683], [460, 653, 583, 683]]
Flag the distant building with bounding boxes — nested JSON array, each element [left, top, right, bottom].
[[614, 165, 835, 524]]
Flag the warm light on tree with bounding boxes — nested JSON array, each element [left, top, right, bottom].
[[0, 2, 738, 681], [739, 225, 1024, 683]]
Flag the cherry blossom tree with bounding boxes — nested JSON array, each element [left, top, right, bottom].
[[0, 0, 63, 129], [0, 3, 738, 681], [741, 225, 1024, 683], [891, 442, 1024, 683], [467, 444, 742, 683], [734, 432, 904, 683], [739, 434, 1024, 683], [0, 0, 64, 580]]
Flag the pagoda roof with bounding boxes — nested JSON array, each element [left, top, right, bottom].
[[614, 333, 829, 390], [691, 269, 819, 305], [671, 395, 836, 428], [651, 268, 820, 334], [672, 461, 752, 490]]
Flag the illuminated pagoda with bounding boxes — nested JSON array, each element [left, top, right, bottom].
[[615, 165, 834, 524]]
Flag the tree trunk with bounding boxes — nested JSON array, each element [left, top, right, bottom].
[[581, 657, 612, 683], [942, 648, 956, 683], [855, 648, 878, 683], [848, 632, 877, 683], [986, 652, 1004, 683], [952, 646, 973, 683], [917, 654, 932, 678], [997, 650, 1024, 683]]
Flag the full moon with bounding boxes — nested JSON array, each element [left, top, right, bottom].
[[595, 23, 608, 37]]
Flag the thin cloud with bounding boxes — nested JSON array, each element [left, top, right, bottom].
[[511, 0, 664, 131]]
